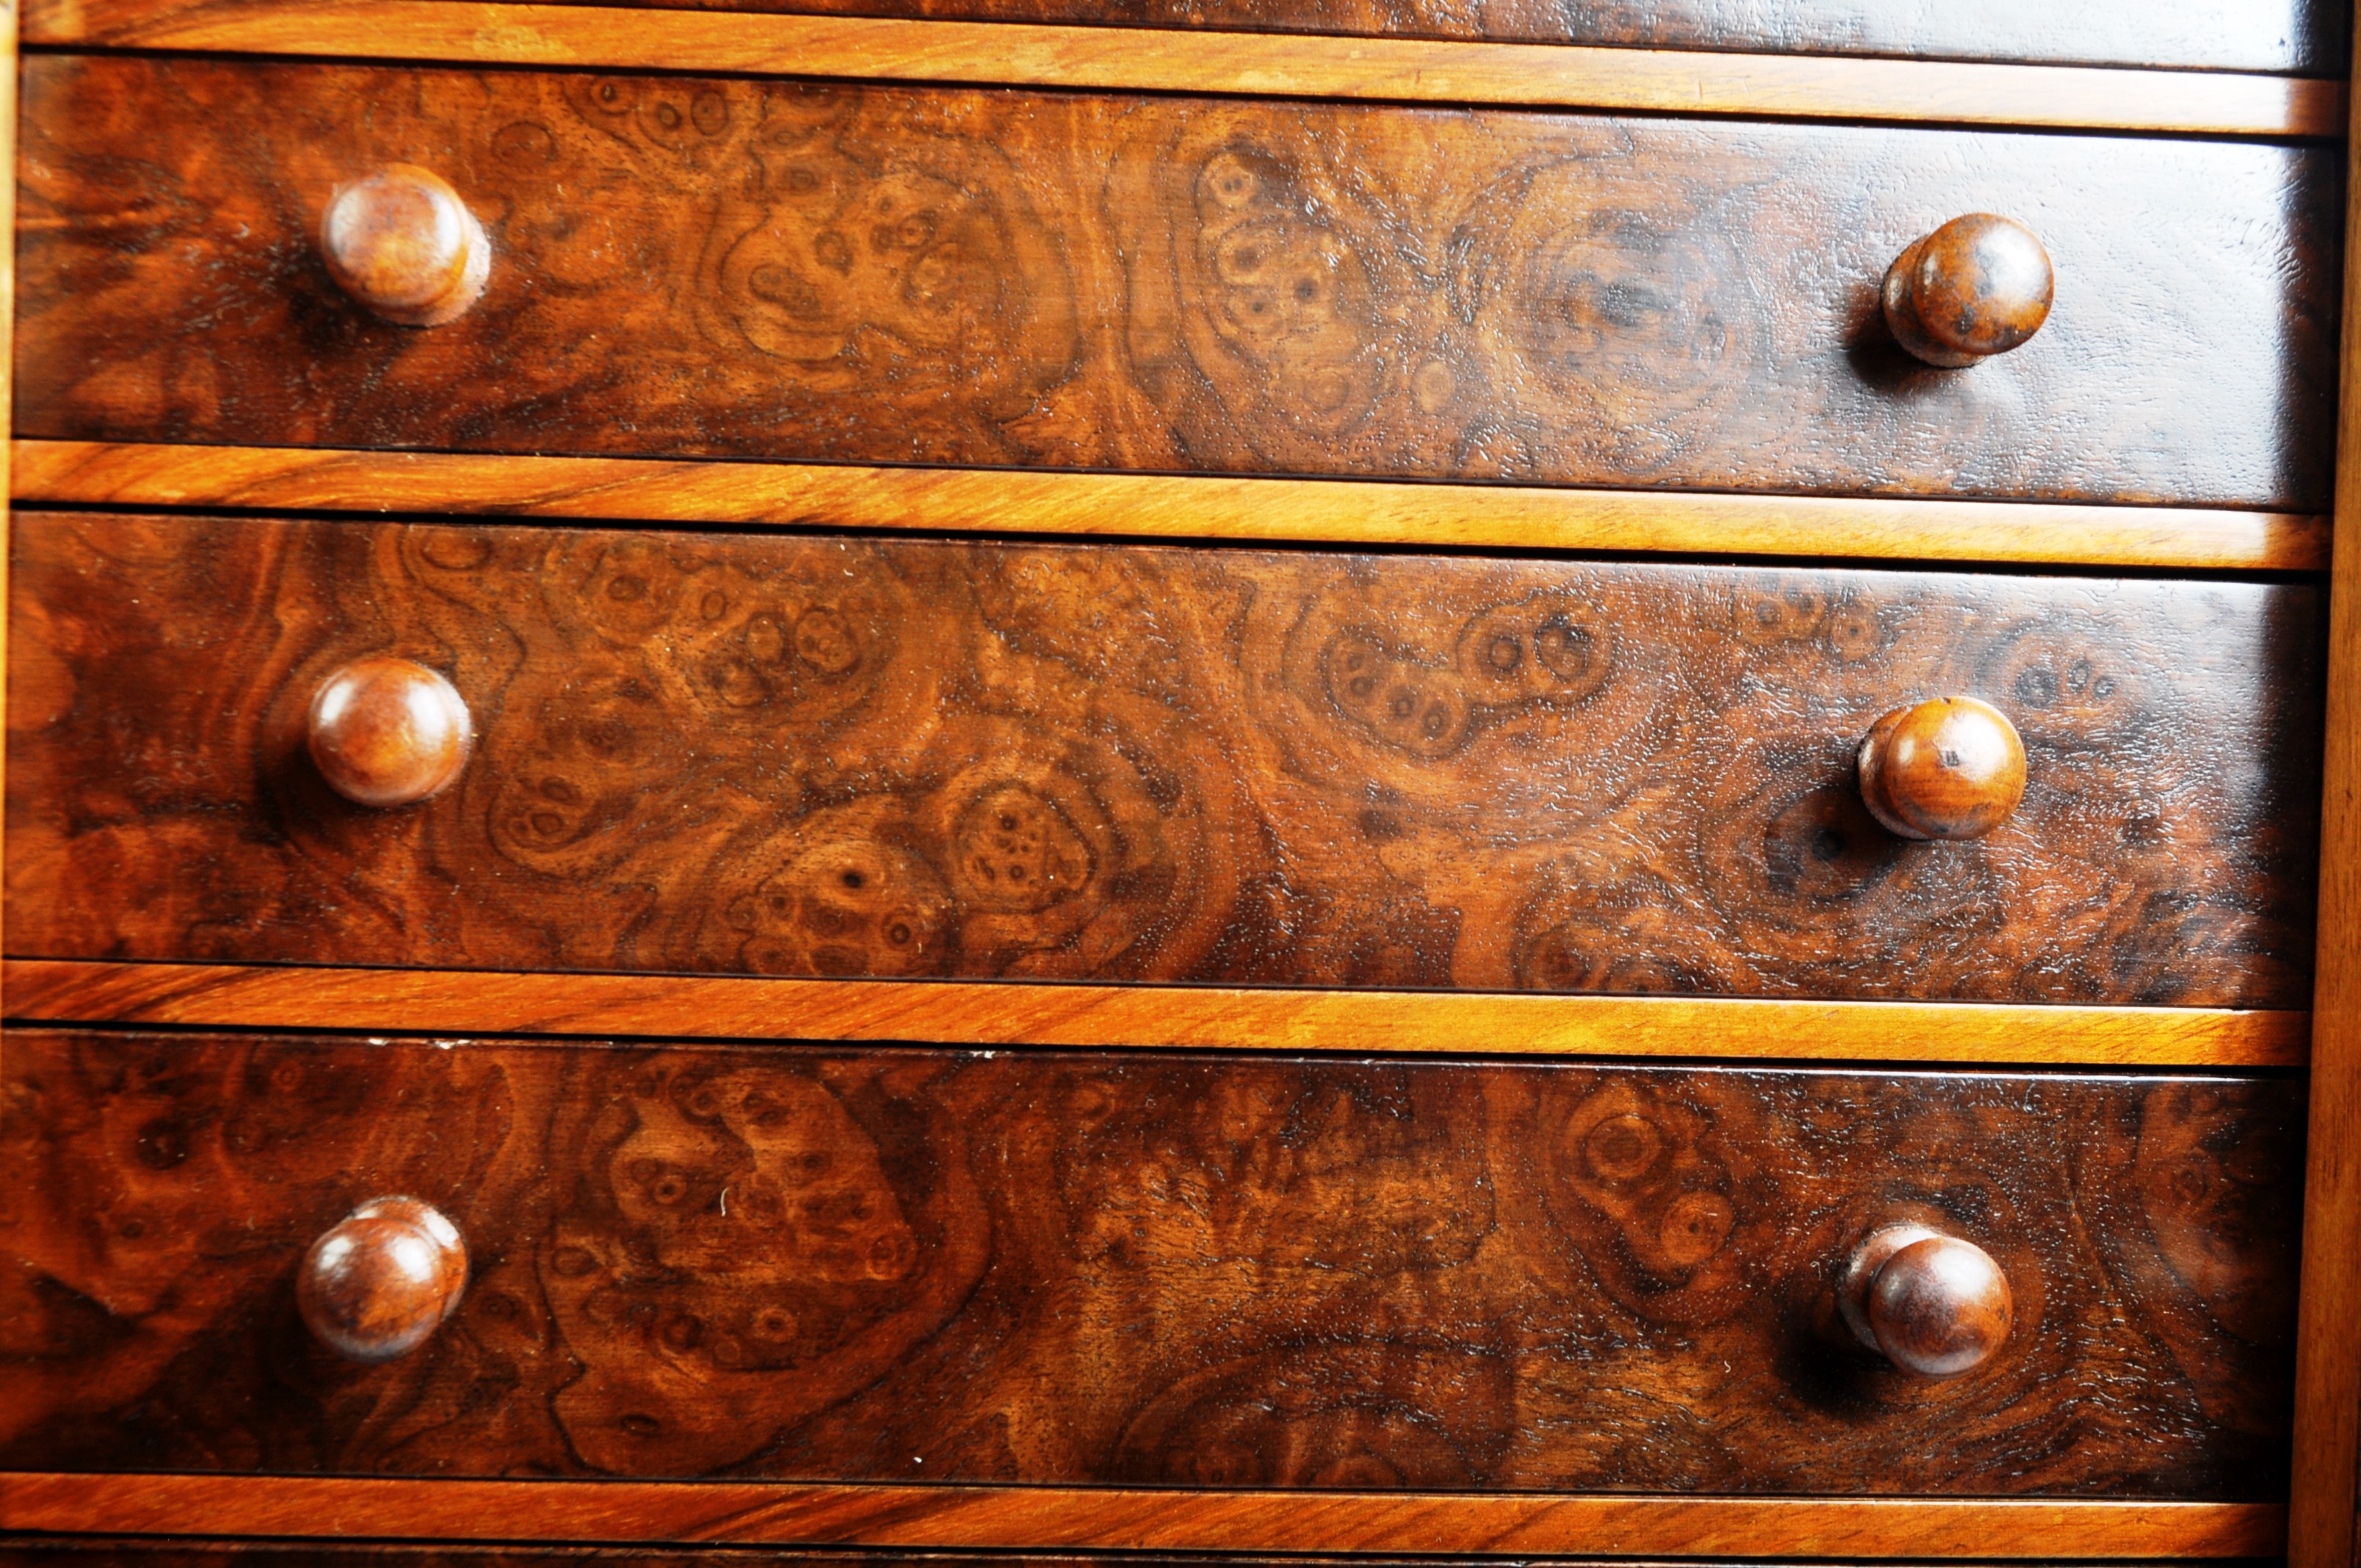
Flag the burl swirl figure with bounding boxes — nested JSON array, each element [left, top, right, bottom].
[[541, 1055, 987, 1473]]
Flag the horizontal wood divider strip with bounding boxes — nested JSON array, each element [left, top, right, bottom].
[[0, 959, 2311, 1066], [12, 442, 2334, 571], [16, 0, 2346, 137], [0, 1474, 2291, 1558]]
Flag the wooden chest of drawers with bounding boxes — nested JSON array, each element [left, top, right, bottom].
[[6, 0, 2361, 1564]]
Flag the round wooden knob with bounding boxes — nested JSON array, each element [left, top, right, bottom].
[[308, 656, 474, 808], [1857, 696, 2026, 841], [1882, 214, 2053, 367], [1839, 1224, 2013, 1378], [319, 164, 491, 326], [297, 1197, 468, 1362]]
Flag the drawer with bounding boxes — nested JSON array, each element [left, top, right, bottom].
[[0, 1028, 2302, 1492], [500, 0, 2345, 73], [15, 56, 2338, 510], [6, 511, 2321, 1005]]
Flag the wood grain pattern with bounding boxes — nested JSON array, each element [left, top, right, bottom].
[[2285, 16, 2361, 1568], [16, 1, 2347, 138], [379, 0, 2350, 76], [4, 512, 2326, 1007], [0, 959, 2314, 1067], [15, 441, 2335, 573], [0, 1029, 2306, 1495], [0, 1474, 2290, 1558], [14, 57, 2341, 509]]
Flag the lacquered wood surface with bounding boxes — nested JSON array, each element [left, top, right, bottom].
[[17, 440, 2335, 572], [14, 58, 2340, 509], [4, 512, 2326, 1006], [0, 959, 2313, 1067], [18, 2, 2346, 138], [0, 1476, 2289, 1558], [0, 1029, 2304, 1495]]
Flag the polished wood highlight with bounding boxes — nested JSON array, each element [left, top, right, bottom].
[[1857, 698, 2028, 843], [0, 958, 2313, 1067], [0, 1474, 2289, 1557], [1882, 216, 2053, 370], [15, 1, 2346, 137], [306, 658, 474, 809], [6, 512, 2325, 1006], [2285, 22, 2361, 1568], [13, 440, 2335, 573], [297, 1197, 470, 1363], [16, 61, 2340, 510], [319, 165, 491, 327], [1838, 1225, 2013, 1379], [0, 1030, 2304, 1492]]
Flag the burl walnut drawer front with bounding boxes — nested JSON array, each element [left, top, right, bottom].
[[4, 511, 2323, 1005], [0, 1028, 2302, 1493], [15, 56, 2338, 509]]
